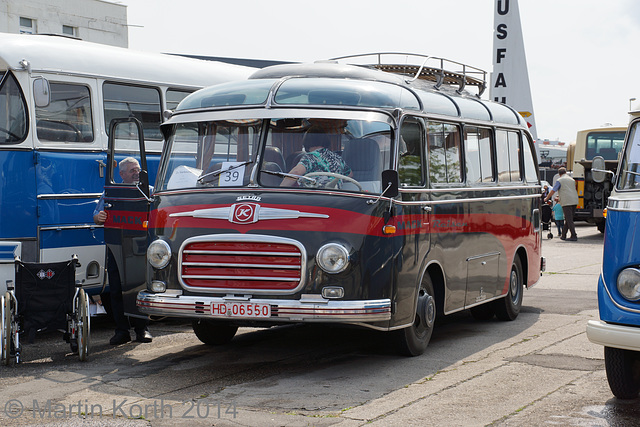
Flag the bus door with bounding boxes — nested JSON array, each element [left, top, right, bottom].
[[103, 118, 151, 317], [32, 76, 106, 289], [395, 118, 431, 324]]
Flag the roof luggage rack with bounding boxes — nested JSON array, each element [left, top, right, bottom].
[[329, 53, 487, 97]]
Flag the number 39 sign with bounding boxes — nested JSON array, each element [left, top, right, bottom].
[[219, 162, 245, 187]]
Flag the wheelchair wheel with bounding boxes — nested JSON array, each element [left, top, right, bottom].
[[76, 289, 90, 362], [1, 292, 12, 366]]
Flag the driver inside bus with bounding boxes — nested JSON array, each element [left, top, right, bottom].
[[280, 129, 352, 187]]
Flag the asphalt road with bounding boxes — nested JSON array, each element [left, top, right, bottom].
[[0, 223, 637, 426]]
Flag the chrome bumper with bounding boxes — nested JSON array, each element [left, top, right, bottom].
[[137, 291, 392, 323], [586, 319, 640, 352]]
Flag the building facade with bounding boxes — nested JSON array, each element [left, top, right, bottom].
[[0, 0, 127, 47]]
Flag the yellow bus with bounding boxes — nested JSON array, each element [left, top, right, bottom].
[[570, 126, 626, 232]]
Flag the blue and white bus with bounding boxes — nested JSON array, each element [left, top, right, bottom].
[[0, 33, 253, 306], [587, 117, 640, 398]]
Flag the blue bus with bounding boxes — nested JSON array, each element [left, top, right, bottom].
[[0, 33, 253, 307], [587, 117, 640, 398]]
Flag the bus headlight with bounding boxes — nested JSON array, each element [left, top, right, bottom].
[[316, 243, 349, 274], [147, 239, 171, 269], [617, 268, 640, 301]]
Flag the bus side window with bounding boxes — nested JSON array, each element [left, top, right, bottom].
[[35, 82, 93, 143], [427, 122, 462, 185], [496, 129, 522, 182], [103, 82, 162, 152], [398, 118, 425, 187], [464, 126, 494, 184], [166, 89, 193, 111], [522, 134, 538, 183]]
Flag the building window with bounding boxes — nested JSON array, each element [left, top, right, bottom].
[[62, 25, 77, 37], [19, 17, 36, 34]]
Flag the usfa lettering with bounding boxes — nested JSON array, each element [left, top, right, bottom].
[[112, 215, 143, 225]]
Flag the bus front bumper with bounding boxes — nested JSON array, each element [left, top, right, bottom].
[[137, 291, 392, 323], [586, 319, 640, 352]]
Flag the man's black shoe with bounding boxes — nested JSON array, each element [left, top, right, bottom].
[[110, 332, 131, 345], [135, 331, 153, 343]]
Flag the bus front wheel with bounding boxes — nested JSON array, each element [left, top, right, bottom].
[[605, 346, 640, 399], [395, 276, 436, 356], [192, 319, 238, 345], [494, 257, 523, 321]]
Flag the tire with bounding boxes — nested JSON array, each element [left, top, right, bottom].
[[192, 319, 238, 345], [76, 289, 90, 362], [494, 257, 524, 321], [604, 346, 640, 399], [470, 303, 495, 321], [395, 275, 436, 356]]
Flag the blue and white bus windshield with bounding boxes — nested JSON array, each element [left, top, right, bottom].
[[618, 122, 640, 190]]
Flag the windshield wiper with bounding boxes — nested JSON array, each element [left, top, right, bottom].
[[261, 169, 317, 184], [198, 160, 253, 183]]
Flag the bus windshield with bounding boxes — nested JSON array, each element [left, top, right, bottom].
[[586, 131, 625, 160], [618, 122, 640, 190], [0, 72, 28, 144], [159, 117, 392, 194]]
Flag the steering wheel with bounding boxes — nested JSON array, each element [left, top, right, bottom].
[[0, 127, 21, 140], [305, 172, 363, 191]]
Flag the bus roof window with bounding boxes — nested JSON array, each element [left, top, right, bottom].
[[274, 78, 420, 110], [454, 97, 491, 122], [177, 80, 275, 111]]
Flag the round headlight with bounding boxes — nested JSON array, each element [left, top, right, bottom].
[[316, 243, 349, 274], [617, 268, 640, 301], [147, 239, 171, 269]]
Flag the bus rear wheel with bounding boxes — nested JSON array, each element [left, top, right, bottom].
[[494, 257, 523, 321], [605, 346, 640, 399], [192, 319, 238, 345], [395, 276, 436, 356]]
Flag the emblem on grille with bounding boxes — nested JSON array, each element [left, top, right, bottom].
[[170, 203, 329, 224], [231, 203, 258, 224]]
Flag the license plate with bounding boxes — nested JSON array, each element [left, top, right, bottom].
[[210, 302, 271, 318]]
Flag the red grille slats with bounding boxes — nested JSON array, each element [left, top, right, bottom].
[[183, 253, 301, 266], [180, 238, 304, 291]]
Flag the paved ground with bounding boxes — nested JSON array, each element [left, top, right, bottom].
[[0, 223, 637, 426]]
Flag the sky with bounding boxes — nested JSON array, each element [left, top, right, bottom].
[[118, 0, 640, 143]]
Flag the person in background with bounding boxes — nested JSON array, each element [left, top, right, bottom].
[[544, 167, 578, 241], [93, 157, 152, 345], [552, 195, 564, 237]]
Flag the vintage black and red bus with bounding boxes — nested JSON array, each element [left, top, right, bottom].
[[108, 54, 544, 355]]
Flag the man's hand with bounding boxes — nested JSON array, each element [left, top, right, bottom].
[[94, 211, 107, 225]]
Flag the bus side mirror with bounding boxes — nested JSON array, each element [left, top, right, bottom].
[[592, 155, 614, 183], [381, 169, 399, 197], [33, 77, 50, 108], [138, 169, 151, 199]]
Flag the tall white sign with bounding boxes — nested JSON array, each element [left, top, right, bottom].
[[491, 0, 537, 141]]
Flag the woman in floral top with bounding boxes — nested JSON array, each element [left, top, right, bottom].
[[281, 130, 352, 187]]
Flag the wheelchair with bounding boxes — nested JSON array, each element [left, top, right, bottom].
[[1, 255, 90, 364]]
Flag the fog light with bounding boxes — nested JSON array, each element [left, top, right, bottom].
[[322, 287, 344, 299], [150, 280, 167, 293], [617, 268, 640, 301], [316, 243, 349, 273]]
